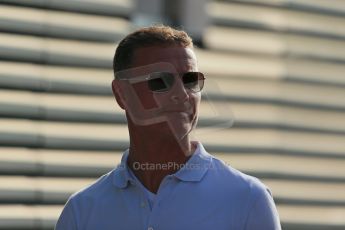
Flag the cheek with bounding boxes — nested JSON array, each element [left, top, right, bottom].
[[190, 93, 201, 115], [132, 82, 158, 110], [192, 93, 201, 108]]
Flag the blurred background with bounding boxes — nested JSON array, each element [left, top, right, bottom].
[[0, 0, 344, 229]]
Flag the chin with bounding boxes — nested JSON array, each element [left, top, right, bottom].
[[172, 122, 194, 140]]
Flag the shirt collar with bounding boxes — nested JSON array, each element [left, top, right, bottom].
[[112, 149, 133, 189], [173, 142, 212, 182], [112, 142, 212, 188]]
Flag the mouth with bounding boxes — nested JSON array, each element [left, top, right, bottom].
[[156, 105, 193, 114], [153, 101, 196, 123], [164, 108, 194, 117], [170, 109, 196, 124]]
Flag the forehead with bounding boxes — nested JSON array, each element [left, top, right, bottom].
[[131, 45, 197, 71]]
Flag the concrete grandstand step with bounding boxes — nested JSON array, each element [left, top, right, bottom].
[[210, 1, 345, 39], [1, 89, 345, 135], [0, 176, 344, 206], [279, 205, 345, 230], [1, 147, 345, 182], [205, 26, 345, 62], [0, 4, 130, 42], [285, 59, 345, 87], [1, 118, 345, 157], [0, 39, 345, 85], [219, 153, 345, 182], [0, 0, 132, 17], [0, 204, 61, 230], [0, 62, 112, 95], [203, 77, 345, 111], [196, 51, 345, 88], [1, 58, 345, 90], [0, 33, 113, 68], [1, 33, 345, 77], [0, 4, 344, 62], [0, 176, 93, 204], [0, 148, 118, 177], [225, 0, 345, 16], [263, 179, 345, 206], [196, 50, 345, 87], [0, 33, 286, 70], [1, 64, 345, 111], [2, 0, 344, 40], [0, 118, 128, 150], [196, 127, 345, 157]]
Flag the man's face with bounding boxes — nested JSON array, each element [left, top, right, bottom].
[[114, 44, 201, 140]]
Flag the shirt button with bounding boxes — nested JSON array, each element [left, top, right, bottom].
[[140, 201, 146, 208], [148, 227, 154, 230]]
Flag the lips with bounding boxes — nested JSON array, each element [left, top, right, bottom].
[[169, 108, 195, 123], [164, 108, 193, 116], [154, 100, 195, 123]]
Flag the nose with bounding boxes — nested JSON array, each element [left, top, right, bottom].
[[170, 76, 189, 104]]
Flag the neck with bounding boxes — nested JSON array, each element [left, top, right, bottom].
[[127, 121, 195, 194]]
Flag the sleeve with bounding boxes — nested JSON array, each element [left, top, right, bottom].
[[245, 187, 282, 230], [55, 198, 78, 230]]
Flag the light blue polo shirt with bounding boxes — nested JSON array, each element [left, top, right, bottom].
[[56, 142, 281, 230]]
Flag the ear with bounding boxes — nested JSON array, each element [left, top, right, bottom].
[[111, 79, 126, 110]]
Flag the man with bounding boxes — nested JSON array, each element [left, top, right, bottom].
[[56, 26, 281, 230]]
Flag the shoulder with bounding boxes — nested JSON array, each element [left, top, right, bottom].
[[208, 155, 268, 193], [68, 168, 118, 204], [56, 168, 122, 229], [206, 155, 281, 229], [204, 154, 274, 212]]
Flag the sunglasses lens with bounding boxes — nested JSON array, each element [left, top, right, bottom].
[[147, 72, 205, 92], [183, 72, 204, 92], [148, 72, 175, 92]]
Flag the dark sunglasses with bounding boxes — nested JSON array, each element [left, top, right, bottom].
[[143, 72, 205, 93]]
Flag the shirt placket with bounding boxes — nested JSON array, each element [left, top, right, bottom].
[[143, 175, 175, 230]]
